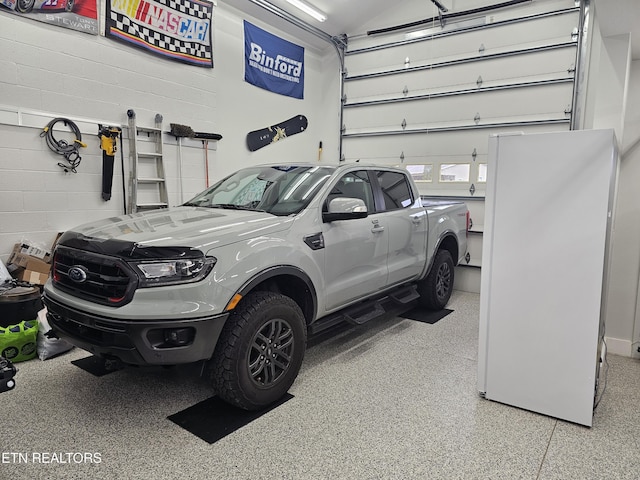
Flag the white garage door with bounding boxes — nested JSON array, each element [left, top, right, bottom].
[[340, 0, 583, 283]]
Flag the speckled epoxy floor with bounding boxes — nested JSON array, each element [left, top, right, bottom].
[[2, 291, 639, 479]]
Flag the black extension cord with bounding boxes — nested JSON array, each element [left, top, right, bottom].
[[40, 118, 87, 173]]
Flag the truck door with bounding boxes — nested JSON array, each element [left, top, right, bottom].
[[373, 170, 428, 286], [322, 170, 389, 311]]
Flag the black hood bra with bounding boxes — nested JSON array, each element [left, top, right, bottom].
[[56, 231, 204, 260]]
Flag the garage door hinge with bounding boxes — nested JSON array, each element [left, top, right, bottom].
[[571, 27, 579, 41], [401, 119, 407, 130], [476, 76, 483, 88], [478, 44, 485, 54], [474, 113, 481, 124], [472, 148, 477, 161], [469, 184, 476, 196], [403, 86, 409, 97], [400, 151, 405, 162]]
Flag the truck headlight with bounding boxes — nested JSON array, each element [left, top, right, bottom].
[[131, 257, 216, 287]]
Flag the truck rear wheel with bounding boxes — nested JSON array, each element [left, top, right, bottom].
[[210, 291, 306, 410], [418, 249, 454, 310]]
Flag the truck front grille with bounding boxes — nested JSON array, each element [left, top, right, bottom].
[[52, 246, 138, 306]]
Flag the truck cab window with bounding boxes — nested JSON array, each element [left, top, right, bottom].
[[376, 171, 413, 210], [324, 171, 374, 213]]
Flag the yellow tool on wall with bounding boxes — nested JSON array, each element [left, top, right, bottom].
[[98, 125, 122, 201]]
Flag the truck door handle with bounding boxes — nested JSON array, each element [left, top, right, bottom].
[[371, 219, 385, 233], [410, 213, 425, 224]]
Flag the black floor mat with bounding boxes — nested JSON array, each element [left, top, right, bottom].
[[399, 308, 453, 324], [71, 355, 123, 376], [168, 393, 294, 444]]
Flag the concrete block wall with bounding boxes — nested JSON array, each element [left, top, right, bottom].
[[0, 122, 122, 261]]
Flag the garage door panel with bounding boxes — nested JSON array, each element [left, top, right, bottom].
[[342, 123, 569, 162], [343, 83, 573, 133], [345, 11, 579, 77], [344, 47, 576, 104], [342, 123, 568, 198]]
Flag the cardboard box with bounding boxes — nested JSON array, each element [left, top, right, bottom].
[[14, 269, 50, 286], [7, 243, 52, 286], [8, 243, 52, 264], [7, 250, 51, 274]]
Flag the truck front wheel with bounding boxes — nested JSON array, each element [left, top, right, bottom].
[[417, 249, 454, 310], [210, 291, 307, 410]]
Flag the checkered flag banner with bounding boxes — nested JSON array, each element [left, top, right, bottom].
[[106, 0, 214, 68]]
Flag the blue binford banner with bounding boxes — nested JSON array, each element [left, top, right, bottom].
[[244, 21, 305, 99]]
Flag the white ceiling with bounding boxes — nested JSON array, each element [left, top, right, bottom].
[[220, 0, 640, 59]]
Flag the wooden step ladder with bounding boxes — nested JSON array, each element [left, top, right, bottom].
[[127, 109, 168, 213]]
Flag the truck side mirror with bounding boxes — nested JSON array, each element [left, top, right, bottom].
[[322, 197, 368, 222]]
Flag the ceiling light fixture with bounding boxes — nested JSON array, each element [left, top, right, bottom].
[[284, 0, 327, 22]]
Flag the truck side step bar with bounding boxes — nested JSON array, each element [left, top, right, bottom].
[[309, 283, 420, 335], [388, 284, 421, 304], [344, 302, 386, 325]]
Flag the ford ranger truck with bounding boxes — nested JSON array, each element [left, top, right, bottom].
[[43, 164, 468, 410]]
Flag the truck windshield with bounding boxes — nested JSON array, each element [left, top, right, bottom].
[[183, 165, 334, 216]]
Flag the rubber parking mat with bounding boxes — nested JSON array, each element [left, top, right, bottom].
[[71, 355, 123, 376], [399, 308, 453, 324], [168, 393, 294, 444]]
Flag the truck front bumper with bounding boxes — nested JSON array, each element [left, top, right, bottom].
[[43, 295, 229, 366]]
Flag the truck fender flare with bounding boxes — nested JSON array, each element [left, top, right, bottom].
[[232, 265, 318, 323], [422, 231, 459, 280]]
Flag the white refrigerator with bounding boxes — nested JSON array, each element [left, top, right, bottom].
[[477, 129, 618, 427]]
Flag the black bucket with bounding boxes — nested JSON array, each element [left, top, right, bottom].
[[0, 286, 43, 327]]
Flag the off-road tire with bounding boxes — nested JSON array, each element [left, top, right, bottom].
[[210, 291, 306, 410], [417, 249, 454, 310]]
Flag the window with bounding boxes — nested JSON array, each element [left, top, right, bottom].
[[440, 163, 470, 182], [186, 165, 333, 216], [406, 164, 433, 182], [376, 170, 413, 210], [478, 163, 488, 183], [325, 171, 375, 213]]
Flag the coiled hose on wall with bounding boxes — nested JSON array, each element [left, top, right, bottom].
[[40, 118, 87, 173]]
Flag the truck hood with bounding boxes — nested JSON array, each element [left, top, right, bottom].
[[67, 207, 294, 252]]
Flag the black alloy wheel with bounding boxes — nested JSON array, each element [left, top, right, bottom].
[[435, 259, 452, 304], [248, 317, 294, 387]]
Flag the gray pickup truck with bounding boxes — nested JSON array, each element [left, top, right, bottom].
[[43, 163, 468, 410]]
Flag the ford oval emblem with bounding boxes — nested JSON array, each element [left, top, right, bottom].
[[68, 265, 88, 283]]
